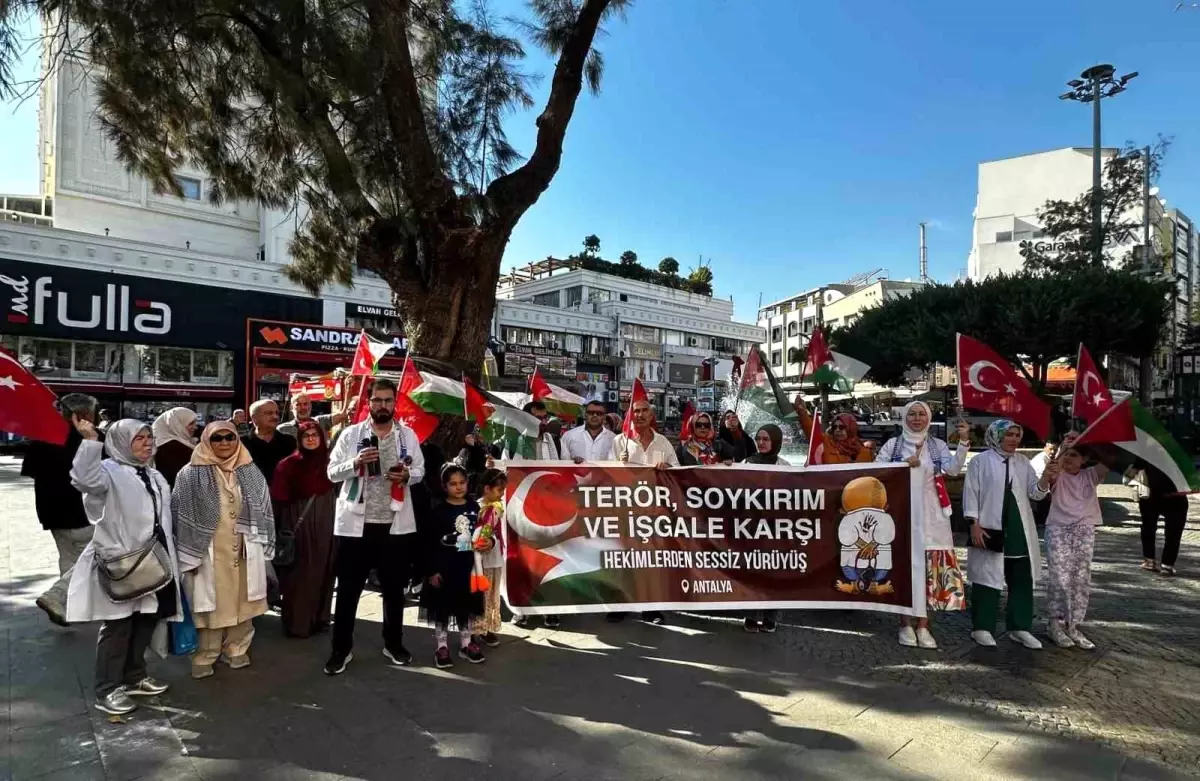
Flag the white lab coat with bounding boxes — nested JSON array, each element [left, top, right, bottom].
[[963, 449, 1048, 590], [327, 420, 425, 537], [876, 437, 968, 550], [65, 440, 183, 624]]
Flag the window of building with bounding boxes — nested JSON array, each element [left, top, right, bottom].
[[770, 326, 782, 342], [770, 350, 782, 367], [664, 330, 684, 346], [565, 286, 583, 308], [803, 318, 814, 334], [787, 347, 802, 364], [346, 314, 402, 333], [563, 334, 583, 353], [531, 291, 561, 308], [632, 325, 659, 343], [995, 231, 1013, 243], [21, 338, 72, 379], [72, 341, 110, 377], [787, 321, 799, 337], [619, 293, 629, 302], [589, 289, 611, 304], [174, 175, 202, 201], [157, 348, 193, 383]]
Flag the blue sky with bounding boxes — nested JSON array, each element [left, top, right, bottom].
[[3, 2, 1200, 322]]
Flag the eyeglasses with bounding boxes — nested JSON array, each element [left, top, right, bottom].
[[694, 423, 712, 429], [209, 433, 238, 443], [301, 431, 322, 439], [830, 423, 847, 431]]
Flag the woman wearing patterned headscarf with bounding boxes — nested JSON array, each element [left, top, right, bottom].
[[675, 412, 734, 466], [793, 395, 873, 464], [172, 421, 275, 679], [875, 401, 972, 650], [964, 419, 1056, 649], [66, 417, 182, 716]]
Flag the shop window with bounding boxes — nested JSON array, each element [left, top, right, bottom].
[[564, 334, 583, 353], [73, 341, 110, 377], [26, 338, 72, 379], [156, 348, 191, 383], [192, 350, 222, 383]]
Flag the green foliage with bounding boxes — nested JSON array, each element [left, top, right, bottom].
[[686, 264, 713, 296], [1021, 138, 1172, 273], [582, 234, 602, 257], [658, 256, 679, 275], [831, 268, 1171, 390], [619, 249, 639, 266]]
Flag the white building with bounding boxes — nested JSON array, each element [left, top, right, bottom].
[[495, 260, 764, 416]]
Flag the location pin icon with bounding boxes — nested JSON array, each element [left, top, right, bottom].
[[681, 579, 690, 594]]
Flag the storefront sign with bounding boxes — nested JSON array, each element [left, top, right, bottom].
[[506, 342, 569, 358], [628, 342, 663, 360], [249, 319, 406, 355], [350, 303, 398, 319], [0, 258, 321, 348], [504, 463, 921, 616]]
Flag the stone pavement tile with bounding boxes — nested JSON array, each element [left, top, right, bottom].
[[982, 731, 1129, 781], [8, 713, 101, 780], [780, 690, 874, 730], [852, 707, 999, 769], [91, 712, 196, 781], [15, 759, 109, 781], [188, 757, 349, 781], [1120, 757, 1200, 781]]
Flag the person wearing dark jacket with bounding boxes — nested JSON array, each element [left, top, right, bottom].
[[676, 412, 735, 466], [718, 410, 752, 462], [23, 393, 100, 626], [1130, 461, 1188, 576]]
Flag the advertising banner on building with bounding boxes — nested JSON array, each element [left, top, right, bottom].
[[504, 462, 923, 617]]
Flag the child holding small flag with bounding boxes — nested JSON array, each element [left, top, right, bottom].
[[421, 465, 486, 668], [471, 469, 508, 649]]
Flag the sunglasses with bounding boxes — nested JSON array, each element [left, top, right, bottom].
[[694, 422, 712, 429], [209, 433, 238, 443], [830, 423, 847, 430]]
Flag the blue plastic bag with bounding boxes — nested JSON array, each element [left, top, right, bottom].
[[169, 590, 198, 656]]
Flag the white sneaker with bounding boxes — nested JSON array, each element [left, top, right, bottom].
[[970, 630, 997, 647], [915, 627, 938, 649], [1010, 630, 1043, 650], [897, 625, 918, 647], [1067, 626, 1095, 650], [1048, 620, 1075, 648]]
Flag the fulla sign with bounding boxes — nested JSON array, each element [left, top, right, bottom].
[[2, 273, 170, 335]]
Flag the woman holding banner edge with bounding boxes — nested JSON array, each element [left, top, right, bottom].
[[875, 401, 971, 650]]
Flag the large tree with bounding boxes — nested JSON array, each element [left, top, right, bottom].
[[831, 268, 1170, 393], [0, 0, 629, 371]]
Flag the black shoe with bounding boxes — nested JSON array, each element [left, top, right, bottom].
[[606, 612, 628, 623], [761, 619, 777, 633], [383, 646, 413, 667], [460, 642, 486, 664], [544, 615, 561, 629], [482, 632, 501, 648], [324, 651, 352, 676], [434, 647, 454, 669], [512, 615, 529, 627], [743, 618, 760, 633]]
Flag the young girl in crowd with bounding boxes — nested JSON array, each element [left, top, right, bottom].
[[1044, 437, 1108, 650], [421, 465, 486, 668], [471, 469, 508, 649]]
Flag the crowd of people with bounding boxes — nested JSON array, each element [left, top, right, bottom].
[[17, 386, 1189, 717]]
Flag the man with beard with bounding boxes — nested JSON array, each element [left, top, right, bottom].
[[242, 399, 297, 484], [278, 392, 347, 440], [323, 378, 425, 675]]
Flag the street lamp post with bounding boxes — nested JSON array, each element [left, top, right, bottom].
[[1059, 64, 1138, 266]]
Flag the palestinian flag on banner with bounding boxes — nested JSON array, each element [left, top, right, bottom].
[[407, 372, 466, 417], [801, 328, 867, 392], [350, 330, 395, 376], [1076, 397, 1200, 493], [737, 346, 797, 422], [530, 368, 585, 421], [481, 406, 542, 459]]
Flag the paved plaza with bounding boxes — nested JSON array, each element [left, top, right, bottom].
[[1, 455, 1197, 781]]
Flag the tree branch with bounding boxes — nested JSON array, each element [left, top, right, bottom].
[[485, 0, 611, 230]]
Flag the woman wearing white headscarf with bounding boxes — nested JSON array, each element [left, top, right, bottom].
[[152, 407, 198, 488], [172, 421, 275, 679], [876, 401, 971, 650], [964, 419, 1055, 649], [66, 417, 182, 716]]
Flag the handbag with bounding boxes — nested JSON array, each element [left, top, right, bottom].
[[273, 496, 316, 569], [971, 525, 1005, 553], [169, 590, 198, 656], [96, 482, 172, 603]]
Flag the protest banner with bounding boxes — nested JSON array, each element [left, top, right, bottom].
[[503, 462, 925, 617]]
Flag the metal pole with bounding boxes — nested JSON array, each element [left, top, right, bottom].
[[1091, 77, 1103, 266], [1142, 145, 1152, 270], [919, 222, 928, 283]]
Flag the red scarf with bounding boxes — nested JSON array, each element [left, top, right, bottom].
[[270, 421, 334, 502]]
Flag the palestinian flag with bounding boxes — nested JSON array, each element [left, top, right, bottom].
[[350, 330, 395, 376], [737, 346, 797, 422], [397, 357, 439, 443], [481, 406, 542, 459], [1076, 397, 1200, 493], [529, 369, 585, 421], [802, 328, 867, 392], [407, 373, 466, 417]]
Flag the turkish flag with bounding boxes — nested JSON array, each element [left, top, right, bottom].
[[806, 408, 824, 466], [1074, 397, 1136, 447], [0, 350, 69, 445], [955, 334, 1051, 439], [1072, 344, 1114, 425], [622, 377, 648, 439]]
